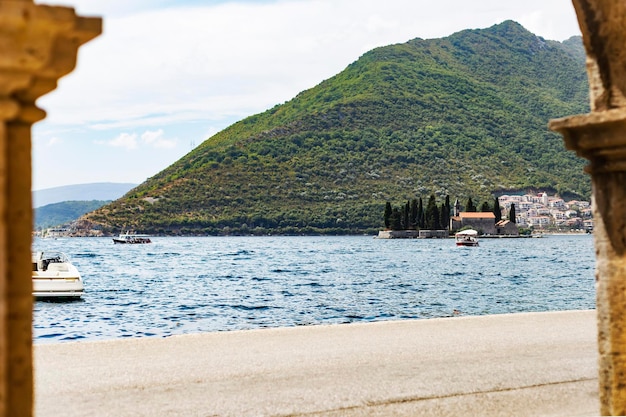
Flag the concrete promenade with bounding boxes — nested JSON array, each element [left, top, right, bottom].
[[34, 310, 599, 417]]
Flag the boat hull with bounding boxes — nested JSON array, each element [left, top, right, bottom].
[[454, 229, 479, 247], [455, 241, 479, 247], [33, 278, 84, 298], [113, 232, 151, 244], [112, 238, 151, 244], [32, 251, 84, 298]]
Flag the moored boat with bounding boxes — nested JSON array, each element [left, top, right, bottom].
[[455, 229, 479, 247], [32, 251, 83, 298], [113, 231, 152, 244]]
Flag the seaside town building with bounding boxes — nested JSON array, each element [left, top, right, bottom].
[[498, 192, 593, 231], [445, 191, 592, 235], [495, 219, 518, 235]]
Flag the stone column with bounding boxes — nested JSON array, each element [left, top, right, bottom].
[[550, 1, 626, 415], [0, 2, 100, 416]]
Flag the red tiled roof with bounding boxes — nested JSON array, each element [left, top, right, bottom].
[[460, 212, 495, 219]]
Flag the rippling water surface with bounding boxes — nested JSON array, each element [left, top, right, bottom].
[[33, 234, 595, 343]]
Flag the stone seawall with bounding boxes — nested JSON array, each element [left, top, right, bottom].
[[377, 229, 448, 238]]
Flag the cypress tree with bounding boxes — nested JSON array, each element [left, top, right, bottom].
[[391, 208, 402, 230], [466, 197, 476, 212], [509, 203, 517, 223], [410, 199, 418, 229], [425, 194, 440, 229], [403, 201, 410, 230], [493, 197, 502, 222], [417, 198, 424, 228], [441, 195, 452, 229], [384, 201, 392, 229], [439, 204, 447, 230], [480, 201, 490, 212]]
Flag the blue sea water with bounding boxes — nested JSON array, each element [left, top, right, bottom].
[[32, 234, 595, 343]]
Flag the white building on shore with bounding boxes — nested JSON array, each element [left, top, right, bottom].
[[498, 192, 593, 230]]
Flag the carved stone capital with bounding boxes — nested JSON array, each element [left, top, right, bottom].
[[550, 108, 626, 175], [0, 0, 101, 123], [550, 110, 626, 256]]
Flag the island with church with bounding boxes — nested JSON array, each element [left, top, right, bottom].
[[377, 191, 593, 239]]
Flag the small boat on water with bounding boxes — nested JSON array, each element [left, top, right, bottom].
[[455, 229, 479, 247], [113, 231, 152, 244], [32, 251, 83, 298]]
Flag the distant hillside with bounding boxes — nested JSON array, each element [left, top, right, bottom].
[[78, 21, 590, 236], [33, 182, 137, 208], [35, 200, 111, 230]]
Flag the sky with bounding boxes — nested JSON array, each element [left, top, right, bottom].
[[31, 0, 582, 191]]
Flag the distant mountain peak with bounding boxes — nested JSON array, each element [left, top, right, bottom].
[[490, 20, 531, 34]]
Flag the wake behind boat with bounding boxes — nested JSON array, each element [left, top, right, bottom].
[[455, 229, 479, 247], [32, 251, 83, 298], [113, 231, 151, 244]]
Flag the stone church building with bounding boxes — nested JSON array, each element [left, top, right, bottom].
[[449, 212, 497, 234]]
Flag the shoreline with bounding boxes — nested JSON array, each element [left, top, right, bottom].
[[37, 230, 593, 239], [376, 230, 591, 239]]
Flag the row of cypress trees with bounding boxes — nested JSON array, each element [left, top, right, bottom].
[[384, 195, 509, 231], [383, 195, 451, 231]]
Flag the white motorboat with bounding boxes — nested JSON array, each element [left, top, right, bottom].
[[32, 251, 83, 298], [113, 231, 151, 244], [455, 229, 479, 247]]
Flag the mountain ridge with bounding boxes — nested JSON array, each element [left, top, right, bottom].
[[76, 21, 590, 235], [33, 183, 138, 230], [35, 200, 112, 231], [33, 182, 138, 208]]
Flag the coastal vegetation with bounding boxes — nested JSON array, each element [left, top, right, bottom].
[[76, 21, 590, 236], [383, 195, 501, 231], [35, 200, 111, 231]]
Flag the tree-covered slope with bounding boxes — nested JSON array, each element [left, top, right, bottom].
[[36, 200, 111, 230], [80, 21, 590, 235]]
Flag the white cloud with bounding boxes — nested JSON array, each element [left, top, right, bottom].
[[141, 129, 163, 145], [38, 0, 581, 133], [94, 130, 177, 151], [100, 132, 139, 150], [516, 6, 579, 41], [141, 129, 177, 149]]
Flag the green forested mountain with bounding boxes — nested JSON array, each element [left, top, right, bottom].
[[78, 21, 590, 235], [36, 200, 111, 230]]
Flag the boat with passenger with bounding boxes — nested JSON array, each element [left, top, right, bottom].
[[32, 251, 83, 298], [455, 229, 479, 247], [113, 231, 151, 244]]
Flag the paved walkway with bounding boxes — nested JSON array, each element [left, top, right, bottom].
[[34, 310, 599, 416]]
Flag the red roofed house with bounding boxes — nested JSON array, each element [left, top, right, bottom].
[[495, 220, 519, 236], [450, 212, 496, 235]]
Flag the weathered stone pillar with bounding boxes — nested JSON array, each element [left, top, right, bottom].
[[0, 2, 100, 415], [550, 1, 626, 415]]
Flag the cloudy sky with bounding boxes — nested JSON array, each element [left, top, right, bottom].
[[32, 0, 582, 190]]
